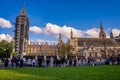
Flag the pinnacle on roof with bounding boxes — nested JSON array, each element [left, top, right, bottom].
[[20, 2, 26, 15], [100, 21, 103, 29]]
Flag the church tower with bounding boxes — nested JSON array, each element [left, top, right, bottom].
[[58, 33, 63, 45], [14, 5, 29, 58], [110, 29, 114, 39], [99, 21, 106, 38], [70, 29, 73, 39]]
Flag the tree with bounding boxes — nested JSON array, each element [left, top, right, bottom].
[[60, 44, 74, 58], [0, 40, 13, 58]]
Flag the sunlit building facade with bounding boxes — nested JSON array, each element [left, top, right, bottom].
[[26, 33, 63, 57], [69, 22, 120, 58], [14, 7, 120, 58]]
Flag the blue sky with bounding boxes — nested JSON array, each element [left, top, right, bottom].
[[0, 0, 120, 43]]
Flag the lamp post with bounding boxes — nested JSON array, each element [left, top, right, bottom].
[[91, 46, 94, 58], [44, 45, 46, 60], [114, 48, 117, 57], [65, 44, 68, 59], [57, 45, 60, 59], [102, 37, 107, 58], [83, 48, 87, 59]]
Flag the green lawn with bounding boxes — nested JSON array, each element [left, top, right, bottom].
[[0, 65, 120, 80]]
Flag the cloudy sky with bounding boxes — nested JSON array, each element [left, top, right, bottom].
[[0, 0, 120, 43]]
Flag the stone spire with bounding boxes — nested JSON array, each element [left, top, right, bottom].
[[99, 21, 106, 38], [70, 29, 73, 39], [110, 29, 114, 39], [21, 2, 26, 15], [58, 33, 63, 45], [59, 33, 62, 39]]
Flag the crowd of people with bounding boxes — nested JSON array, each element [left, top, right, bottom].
[[0, 58, 24, 68], [0, 55, 120, 68]]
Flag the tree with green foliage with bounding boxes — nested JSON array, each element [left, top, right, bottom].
[[60, 44, 74, 58], [0, 40, 13, 58]]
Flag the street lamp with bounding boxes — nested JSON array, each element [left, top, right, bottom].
[[102, 37, 107, 58], [114, 48, 117, 57], [65, 44, 68, 59], [57, 45, 60, 59], [91, 46, 94, 58], [83, 48, 87, 59], [44, 45, 46, 60]]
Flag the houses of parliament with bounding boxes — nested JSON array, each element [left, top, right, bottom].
[[14, 6, 120, 58]]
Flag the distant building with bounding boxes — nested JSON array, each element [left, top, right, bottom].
[[26, 34, 63, 57], [27, 42, 57, 56], [14, 6, 29, 57], [69, 22, 120, 58], [26, 22, 120, 58], [13, 6, 120, 58]]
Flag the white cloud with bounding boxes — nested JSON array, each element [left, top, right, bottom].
[[112, 28, 120, 37], [44, 23, 73, 38], [0, 18, 12, 28], [0, 34, 13, 42], [35, 23, 86, 38], [30, 23, 101, 39], [30, 23, 120, 40], [85, 28, 100, 38], [44, 23, 60, 35], [29, 26, 42, 34]]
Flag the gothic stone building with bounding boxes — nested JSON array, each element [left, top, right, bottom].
[[69, 22, 120, 58], [26, 42, 57, 56], [26, 22, 120, 58], [26, 33, 63, 57]]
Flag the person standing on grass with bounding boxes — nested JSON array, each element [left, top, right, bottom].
[[69, 58, 73, 66], [73, 58, 77, 66], [46, 58, 50, 67], [38, 58, 42, 67], [4, 58, 9, 68], [11, 58, 14, 67], [32, 59, 36, 67], [53, 58, 57, 67], [20, 58, 23, 68], [50, 57, 54, 67], [42, 59, 46, 67], [15, 58, 19, 68]]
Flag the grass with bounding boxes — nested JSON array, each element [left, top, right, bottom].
[[0, 65, 120, 80]]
